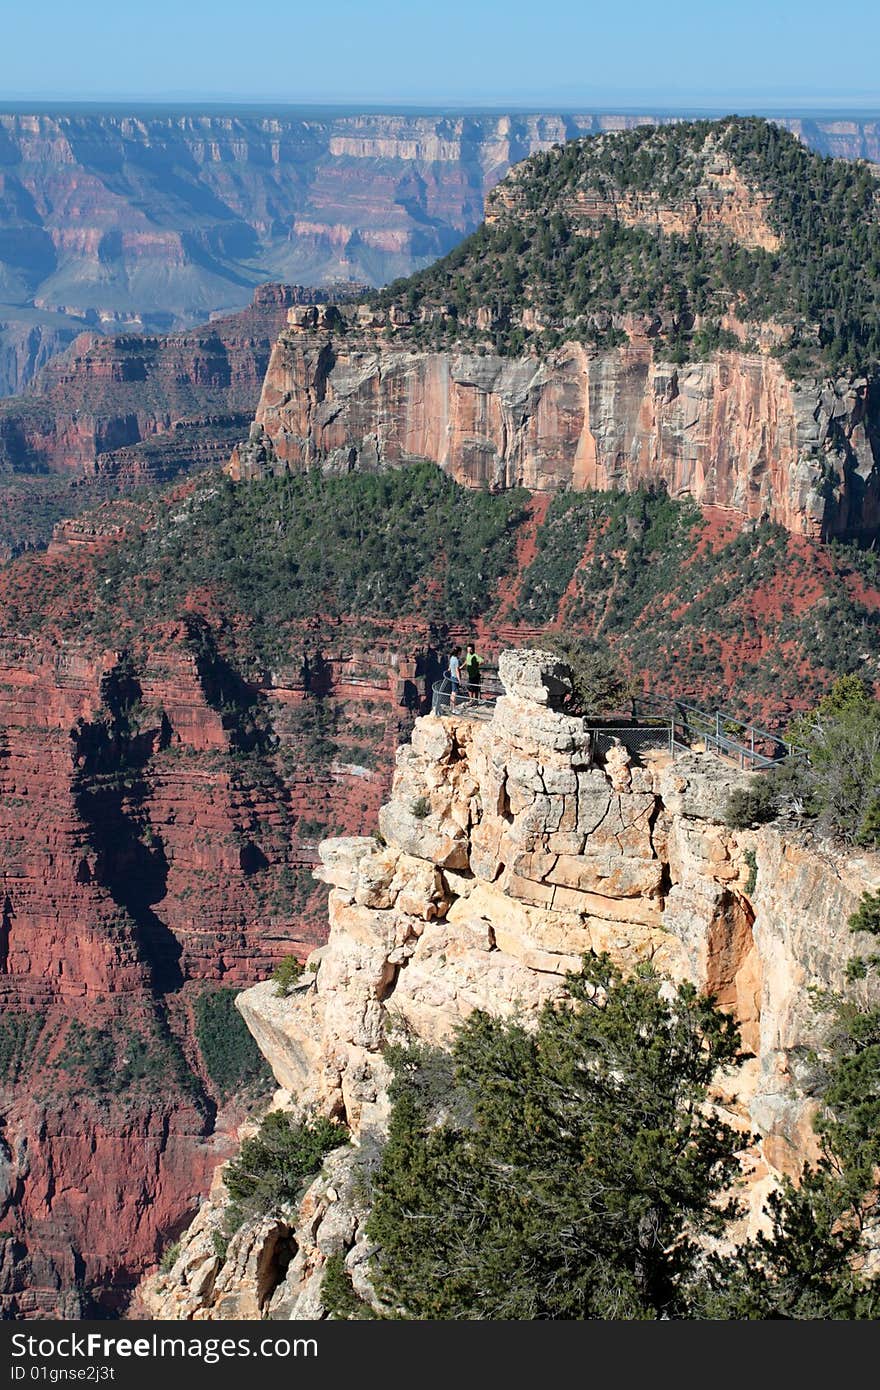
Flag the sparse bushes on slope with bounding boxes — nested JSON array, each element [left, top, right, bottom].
[[55, 1015, 201, 1101], [777, 677, 880, 844], [722, 676, 880, 842], [7, 466, 880, 726], [513, 493, 594, 622], [223, 1110, 346, 1236], [82, 465, 528, 667], [0, 1014, 47, 1086]]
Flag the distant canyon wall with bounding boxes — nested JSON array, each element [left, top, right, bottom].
[[0, 284, 305, 479], [0, 110, 877, 394], [233, 322, 880, 542]]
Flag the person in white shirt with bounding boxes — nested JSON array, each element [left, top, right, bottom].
[[447, 646, 462, 707]]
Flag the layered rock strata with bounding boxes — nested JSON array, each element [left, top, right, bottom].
[[0, 623, 409, 1316], [2, 110, 872, 395], [232, 320, 879, 542], [0, 285, 318, 479], [141, 648, 879, 1319]]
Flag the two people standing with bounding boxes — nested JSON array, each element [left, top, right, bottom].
[[464, 643, 483, 696], [446, 642, 483, 706]]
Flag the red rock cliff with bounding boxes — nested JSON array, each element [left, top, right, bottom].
[[0, 285, 320, 479], [232, 320, 880, 542], [0, 604, 415, 1316]]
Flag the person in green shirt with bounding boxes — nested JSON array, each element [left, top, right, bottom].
[[465, 643, 482, 699]]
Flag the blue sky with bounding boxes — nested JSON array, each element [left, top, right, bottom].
[[1, 0, 878, 108]]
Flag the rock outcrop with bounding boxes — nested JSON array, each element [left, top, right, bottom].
[[140, 649, 880, 1319], [231, 323, 879, 542]]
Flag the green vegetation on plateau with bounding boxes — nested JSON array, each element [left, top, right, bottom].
[[374, 117, 880, 376], [4, 467, 878, 721], [55, 1015, 200, 1101], [72, 466, 527, 667]]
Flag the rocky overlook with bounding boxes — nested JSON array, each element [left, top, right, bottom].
[[231, 119, 880, 543], [5, 444, 880, 1311], [140, 648, 880, 1319], [0, 109, 876, 395], [3, 114, 880, 1316]]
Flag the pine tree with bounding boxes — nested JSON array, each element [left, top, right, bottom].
[[367, 955, 743, 1319]]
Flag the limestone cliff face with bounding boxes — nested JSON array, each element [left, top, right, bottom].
[[140, 649, 879, 1320], [232, 321, 879, 541], [489, 147, 782, 252]]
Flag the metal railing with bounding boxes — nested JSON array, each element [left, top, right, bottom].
[[431, 676, 504, 719], [430, 677, 803, 771], [663, 700, 802, 770], [587, 722, 675, 760]]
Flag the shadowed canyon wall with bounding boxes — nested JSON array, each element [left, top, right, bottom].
[[0, 621, 417, 1316]]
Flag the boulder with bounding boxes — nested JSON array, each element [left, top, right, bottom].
[[498, 648, 572, 707], [315, 837, 377, 891]]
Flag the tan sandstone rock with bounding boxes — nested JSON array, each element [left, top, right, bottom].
[[140, 650, 880, 1320]]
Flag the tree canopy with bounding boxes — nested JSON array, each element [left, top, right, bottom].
[[367, 955, 744, 1319], [758, 675, 880, 844], [364, 950, 880, 1319], [372, 117, 880, 377]]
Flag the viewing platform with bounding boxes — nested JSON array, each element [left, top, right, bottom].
[[431, 665, 803, 772]]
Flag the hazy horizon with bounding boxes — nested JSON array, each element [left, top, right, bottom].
[[0, 99, 877, 118], [2, 0, 877, 111]]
